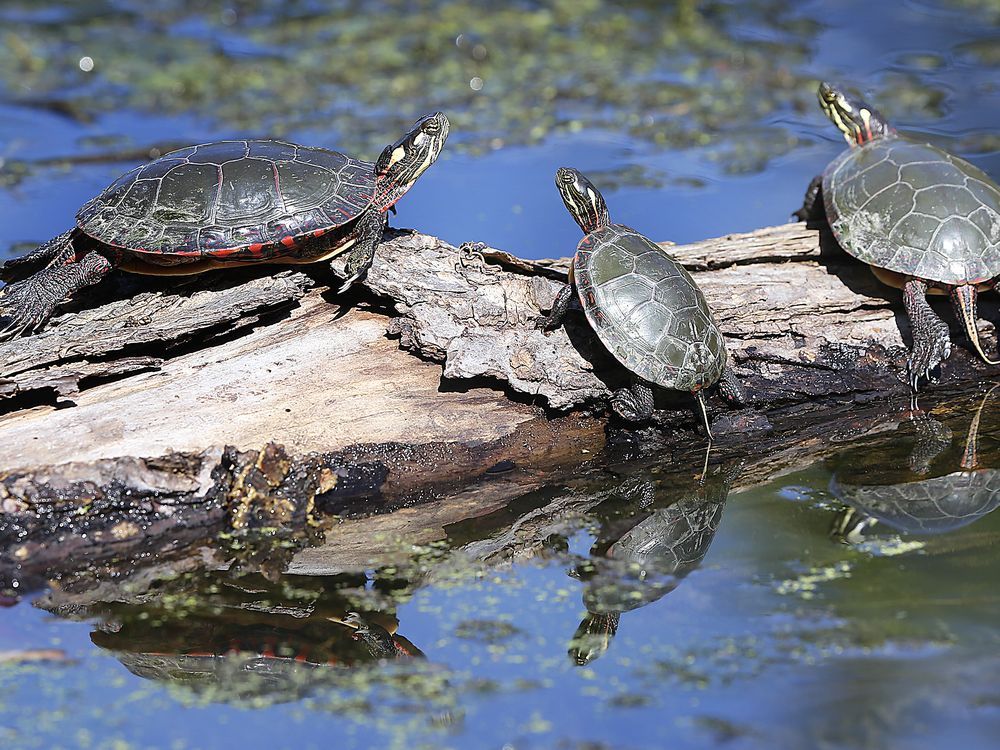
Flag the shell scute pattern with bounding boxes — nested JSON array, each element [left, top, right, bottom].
[[832, 470, 1000, 534], [824, 136, 1000, 285], [575, 225, 726, 391], [77, 140, 375, 256]]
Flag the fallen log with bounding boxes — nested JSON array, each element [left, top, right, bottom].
[[28, 385, 1000, 623], [1, 220, 999, 586]]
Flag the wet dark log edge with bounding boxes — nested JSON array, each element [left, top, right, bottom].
[[1, 220, 999, 588]]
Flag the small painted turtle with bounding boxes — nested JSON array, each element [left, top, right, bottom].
[[537, 168, 744, 436], [797, 82, 1000, 388], [0, 113, 450, 339]]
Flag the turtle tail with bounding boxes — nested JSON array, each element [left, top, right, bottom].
[[951, 285, 1000, 366]]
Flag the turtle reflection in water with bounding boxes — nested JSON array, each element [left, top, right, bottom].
[[829, 389, 1000, 543], [568, 462, 739, 665], [72, 572, 426, 704]]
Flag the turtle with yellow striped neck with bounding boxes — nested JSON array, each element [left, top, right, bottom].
[[797, 82, 1000, 389]]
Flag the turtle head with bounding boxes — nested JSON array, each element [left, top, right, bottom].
[[374, 112, 450, 208], [818, 82, 893, 147], [556, 167, 610, 233]]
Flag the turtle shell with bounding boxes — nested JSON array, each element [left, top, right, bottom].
[[574, 224, 726, 391], [76, 140, 375, 259], [829, 469, 1000, 535], [823, 135, 1000, 285]]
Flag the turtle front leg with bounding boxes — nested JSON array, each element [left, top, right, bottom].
[[1, 229, 77, 283], [535, 283, 575, 331], [336, 207, 386, 294], [611, 380, 655, 422], [716, 365, 746, 406], [792, 174, 824, 223], [0, 250, 114, 340], [902, 278, 952, 390]]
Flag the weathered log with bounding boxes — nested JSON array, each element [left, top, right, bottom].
[[26, 385, 1000, 617], [1, 221, 999, 585]]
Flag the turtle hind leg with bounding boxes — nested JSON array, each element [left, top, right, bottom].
[[535, 283, 575, 331], [793, 175, 824, 223], [716, 365, 746, 406], [336, 207, 386, 294], [1, 230, 77, 283], [902, 278, 952, 390], [0, 250, 114, 340], [610, 380, 654, 422], [950, 284, 1000, 365]]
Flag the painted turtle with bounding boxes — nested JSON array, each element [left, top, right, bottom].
[[0, 113, 450, 339], [537, 167, 744, 436], [796, 82, 1000, 388]]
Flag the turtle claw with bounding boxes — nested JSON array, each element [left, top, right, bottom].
[[336, 253, 373, 294], [336, 254, 372, 293], [336, 276, 361, 295], [0, 282, 53, 342], [907, 332, 950, 391], [534, 315, 554, 333], [0, 318, 31, 342]]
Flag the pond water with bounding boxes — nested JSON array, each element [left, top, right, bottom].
[[1, 1, 999, 748]]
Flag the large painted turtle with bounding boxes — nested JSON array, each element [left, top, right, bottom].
[[796, 82, 1000, 388], [537, 167, 744, 435], [0, 113, 450, 339]]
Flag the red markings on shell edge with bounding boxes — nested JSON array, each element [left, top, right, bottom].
[[280, 236, 296, 248], [312, 229, 325, 237], [249, 242, 264, 253]]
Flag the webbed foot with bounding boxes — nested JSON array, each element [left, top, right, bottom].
[[611, 381, 655, 422], [907, 316, 951, 390], [335, 206, 384, 294], [0, 250, 113, 341], [0, 279, 56, 340], [1, 230, 76, 284]]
